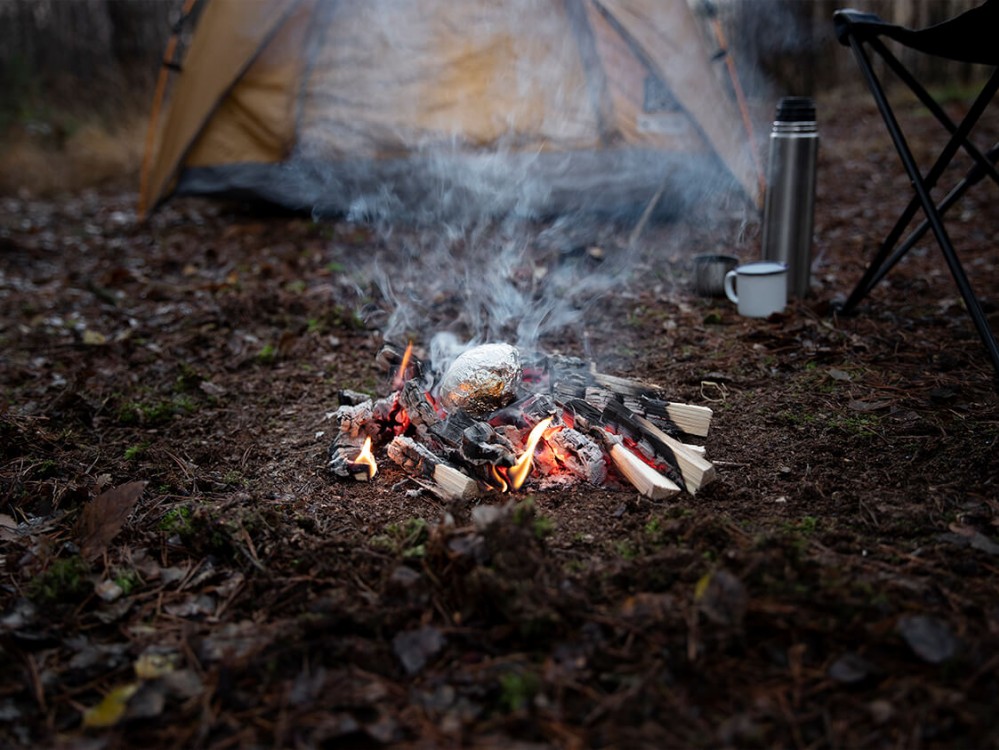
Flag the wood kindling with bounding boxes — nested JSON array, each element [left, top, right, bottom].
[[635, 416, 715, 493], [599, 400, 687, 492], [386, 435, 479, 500], [608, 440, 681, 500]]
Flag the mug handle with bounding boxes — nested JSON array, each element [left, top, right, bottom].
[[724, 269, 739, 304]]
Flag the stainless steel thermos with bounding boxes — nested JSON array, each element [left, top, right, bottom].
[[761, 96, 818, 298]]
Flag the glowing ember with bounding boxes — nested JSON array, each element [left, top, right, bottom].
[[507, 416, 554, 491], [393, 340, 414, 390], [353, 436, 378, 480]]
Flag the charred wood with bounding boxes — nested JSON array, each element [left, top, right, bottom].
[[387, 435, 479, 500], [547, 427, 607, 485], [400, 379, 440, 430]]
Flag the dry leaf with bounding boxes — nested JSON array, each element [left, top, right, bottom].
[[82, 683, 138, 728], [76, 481, 146, 560]]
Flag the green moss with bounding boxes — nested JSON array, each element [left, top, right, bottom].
[[28, 556, 91, 605], [498, 670, 540, 713], [158, 506, 192, 535], [124, 442, 149, 461], [256, 343, 278, 365]]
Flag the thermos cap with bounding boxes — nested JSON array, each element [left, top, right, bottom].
[[776, 96, 816, 123]]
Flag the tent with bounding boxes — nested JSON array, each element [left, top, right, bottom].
[[139, 0, 761, 219]]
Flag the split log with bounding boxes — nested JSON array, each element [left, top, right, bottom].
[[591, 370, 661, 398], [608, 442, 680, 500], [599, 400, 687, 492], [338, 389, 373, 406], [635, 415, 715, 493], [387, 435, 479, 500], [327, 400, 387, 478], [640, 396, 713, 438], [376, 342, 426, 382]]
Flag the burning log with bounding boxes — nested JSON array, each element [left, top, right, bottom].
[[386, 435, 479, 501], [400, 379, 440, 430], [546, 427, 607, 485], [428, 411, 518, 468], [329, 340, 718, 498], [327, 400, 389, 478], [377, 341, 426, 384]]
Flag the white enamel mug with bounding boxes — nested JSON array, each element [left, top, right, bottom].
[[724, 261, 788, 318]]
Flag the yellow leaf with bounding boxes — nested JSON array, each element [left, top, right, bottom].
[[82, 330, 107, 346], [82, 683, 138, 728], [134, 653, 176, 680], [693, 572, 713, 601]]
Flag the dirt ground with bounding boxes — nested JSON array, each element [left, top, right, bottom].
[[2, 89, 999, 749]]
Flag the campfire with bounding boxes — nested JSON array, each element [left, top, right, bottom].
[[327, 342, 716, 500]]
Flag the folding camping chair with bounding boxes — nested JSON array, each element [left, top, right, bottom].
[[832, 1, 999, 381]]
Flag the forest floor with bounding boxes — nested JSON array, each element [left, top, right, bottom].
[[2, 89, 999, 749]]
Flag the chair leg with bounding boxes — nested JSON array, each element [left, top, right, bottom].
[[838, 33, 999, 377], [847, 144, 999, 305]]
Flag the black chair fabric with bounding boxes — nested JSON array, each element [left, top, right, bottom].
[[835, 2, 999, 65]]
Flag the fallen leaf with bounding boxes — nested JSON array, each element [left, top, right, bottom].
[[76, 481, 146, 560], [827, 368, 852, 382], [134, 652, 179, 680], [896, 614, 958, 663], [82, 683, 139, 728], [82, 329, 107, 346]]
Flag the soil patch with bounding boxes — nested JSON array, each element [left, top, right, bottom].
[[2, 90, 998, 748]]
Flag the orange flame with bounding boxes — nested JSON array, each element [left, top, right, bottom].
[[393, 340, 414, 390], [353, 436, 378, 480], [489, 465, 509, 493], [507, 416, 553, 491]]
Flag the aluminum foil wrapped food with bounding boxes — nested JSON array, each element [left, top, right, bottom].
[[437, 343, 522, 417]]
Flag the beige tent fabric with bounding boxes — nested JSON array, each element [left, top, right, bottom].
[[594, 0, 759, 201], [186, 0, 316, 168], [145, 0, 308, 210], [298, 1, 601, 159], [141, 0, 759, 212], [583, 1, 710, 154]]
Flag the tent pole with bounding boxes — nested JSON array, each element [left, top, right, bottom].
[[138, 0, 200, 220]]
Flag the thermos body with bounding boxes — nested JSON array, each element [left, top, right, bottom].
[[761, 97, 818, 298]]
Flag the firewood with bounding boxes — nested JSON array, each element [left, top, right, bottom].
[[432, 464, 479, 501], [640, 396, 713, 438], [338, 389, 373, 406], [428, 411, 515, 467], [591, 371, 661, 398], [376, 341, 426, 381], [609, 443, 680, 500], [635, 415, 716, 493], [599, 400, 687, 491], [547, 427, 607, 485], [400, 379, 440, 428], [386, 435, 478, 500]]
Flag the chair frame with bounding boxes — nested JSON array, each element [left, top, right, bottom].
[[833, 9, 999, 380]]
